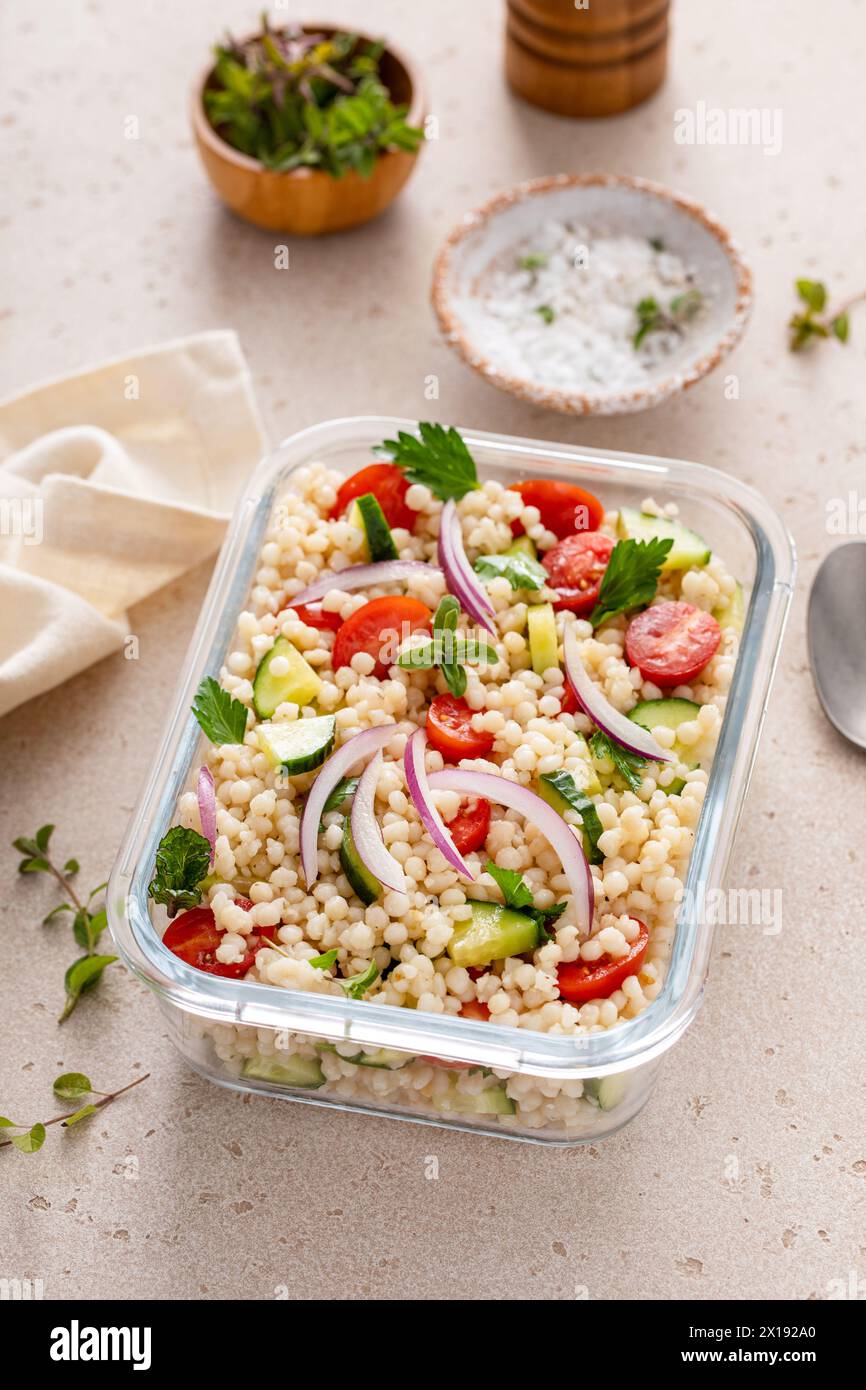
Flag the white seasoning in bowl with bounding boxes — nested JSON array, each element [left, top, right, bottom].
[[459, 220, 706, 397]]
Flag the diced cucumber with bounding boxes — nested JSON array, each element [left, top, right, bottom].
[[584, 1073, 628, 1111], [316, 1043, 408, 1069], [538, 770, 604, 865], [617, 507, 711, 570], [527, 602, 559, 676], [257, 715, 336, 774], [339, 816, 381, 904], [448, 900, 540, 969], [432, 1081, 516, 1116], [713, 581, 746, 633], [252, 636, 322, 718], [348, 492, 398, 562], [628, 697, 700, 795], [505, 535, 538, 560], [242, 1053, 325, 1089]]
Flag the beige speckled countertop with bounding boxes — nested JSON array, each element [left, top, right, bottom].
[[2, 0, 864, 1301]]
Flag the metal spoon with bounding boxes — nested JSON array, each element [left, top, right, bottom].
[[807, 541, 866, 749]]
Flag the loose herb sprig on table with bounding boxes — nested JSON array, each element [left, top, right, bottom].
[[633, 289, 703, 349], [13, 825, 116, 1022], [787, 278, 863, 350], [483, 862, 567, 944], [204, 21, 424, 178], [590, 536, 673, 628], [397, 595, 499, 697], [378, 422, 479, 502], [1, 1071, 149, 1155]]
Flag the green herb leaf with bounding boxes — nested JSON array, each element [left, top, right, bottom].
[[397, 636, 498, 669], [536, 304, 555, 325], [518, 252, 548, 270], [62, 1104, 98, 1128], [440, 660, 467, 699], [59, 955, 117, 1023], [589, 732, 648, 793], [669, 288, 703, 320], [338, 960, 379, 999], [474, 551, 548, 592], [88, 909, 107, 949], [319, 776, 360, 824], [10, 1123, 46, 1154], [796, 278, 826, 312], [589, 537, 673, 628], [831, 311, 850, 342], [12, 837, 40, 856], [309, 948, 339, 971], [433, 594, 460, 637], [191, 676, 249, 746], [378, 423, 479, 501], [53, 1072, 92, 1101], [649, 236, 665, 252], [19, 857, 50, 875], [0, 1116, 21, 1128], [147, 825, 211, 917], [43, 903, 73, 926], [63, 858, 80, 875], [483, 861, 566, 944], [539, 771, 604, 864], [36, 824, 54, 852]]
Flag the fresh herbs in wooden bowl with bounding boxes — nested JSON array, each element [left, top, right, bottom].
[[192, 19, 426, 234]]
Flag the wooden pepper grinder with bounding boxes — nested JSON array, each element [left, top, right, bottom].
[[505, 0, 671, 118]]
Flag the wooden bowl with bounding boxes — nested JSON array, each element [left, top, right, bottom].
[[432, 173, 753, 416], [191, 29, 425, 235]]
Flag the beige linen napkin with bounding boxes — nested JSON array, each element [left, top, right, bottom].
[[0, 331, 267, 718]]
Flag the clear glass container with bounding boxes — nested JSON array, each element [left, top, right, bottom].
[[107, 417, 795, 1145]]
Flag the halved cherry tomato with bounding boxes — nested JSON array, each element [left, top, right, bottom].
[[446, 797, 491, 855], [542, 531, 615, 614], [460, 998, 491, 1021], [162, 900, 267, 979], [285, 602, 343, 632], [330, 462, 415, 531], [556, 921, 650, 1004], [332, 596, 431, 678], [425, 693, 495, 762], [510, 479, 605, 540], [559, 684, 579, 715], [625, 601, 721, 688]]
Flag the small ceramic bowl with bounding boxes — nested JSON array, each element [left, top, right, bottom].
[[432, 173, 753, 416], [191, 28, 424, 235]]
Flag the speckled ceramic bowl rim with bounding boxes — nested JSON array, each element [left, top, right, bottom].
[[191, 25, 425, 179], [431, 172, 753, 416]]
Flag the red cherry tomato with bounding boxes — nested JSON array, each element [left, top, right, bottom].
[[556, 921, 650, 1004], [425, 694, 495, 762], [162, 900, 267, 979], [417, 997, 491, 1069], [285, 602, 343, 632], [625, 601, 721, 688], [542, 532, 615, 614], [330, 462, 415, 531], [509, 479, 605, 540], [460, 998, 491, 1021], [332, 596, 431, 678], [446, 797, 491, 855], [559, 684, 579, 715]]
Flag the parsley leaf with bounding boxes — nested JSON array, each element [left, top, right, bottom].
[[589, 536, 672, 628], [483, 861, 567, 945], [148, 825, 211, 918], [539, 771, 604, 864], [338, 960, 380, 999], [378, 422, 479, 501], [474, 551, 548, 592], [589, 732, 648, 793], [191, 676, 249, 746], [319, 776, 359, 823]]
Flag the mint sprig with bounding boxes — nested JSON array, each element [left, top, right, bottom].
[[590, 536, 672, 629], [192, 676, 249, 746], [1, 1072, 149, 1155], [148, 825, 211, 918], [788, 278, 862, 351], [378, 422, 479, 501], [397, 595, 498, 698]]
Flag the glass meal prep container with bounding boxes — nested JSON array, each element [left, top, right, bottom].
[[107, 416, 795, 1146]]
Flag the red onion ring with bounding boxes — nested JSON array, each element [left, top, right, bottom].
[[563, 624, 670, 762], [300, 724, 396, 888], [403, 728, 477, 881], [197, 765, 217, 864], [287, 560, 442, 609], [438, 499, 497, 636], [350, 752, 408, 894]]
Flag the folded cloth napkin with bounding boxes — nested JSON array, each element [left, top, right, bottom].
[[0, 331, 267, 718]]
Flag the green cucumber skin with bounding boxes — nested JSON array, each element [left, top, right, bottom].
[[537, 775, 603, 865], [448, 900, 539, 969], [432, 1082, 516, 1116], [352, 492, 398, 561], [617, 508, 711, 570], [339, 816, 381, 905], [505, 535, 538, 560], [259, 715, 336, 774], [242, 1054, 325, 1089], [584, 1074, 628, 1111], [628, 698, 700, 795], [252, 636, 321, 720]]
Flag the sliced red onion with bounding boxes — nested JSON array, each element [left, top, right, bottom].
[[438, 499, 497, 637], [427, 768, 593, 933], [403, 729, 477, 881], [288, 560, 442, 609], [351, 752, 408, 894], [300, 724, 396, 888], [197, 765, 217, 864], [562, 624, 670, 762]]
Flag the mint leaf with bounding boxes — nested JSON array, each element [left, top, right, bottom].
[[148, 826, 211, 918], [192, 676, 249, 746], [474, 551, 548, 592], [796, 278, 826, 312], [36, 824, 54, 852], [19, 857, 50, 874], [43, 903, 73, 926], [832, 311, 850, 342], [589, 536, 672, 628], [589, 732, 648, 793], [379, 423, 479, 502], [53, 1073, 92, 1101], [539, 771, 604, 864], [59, 954, 116, 1023], [338, 960, 379, 999], [309, 948, 339, 970]]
